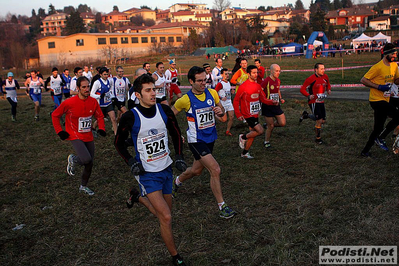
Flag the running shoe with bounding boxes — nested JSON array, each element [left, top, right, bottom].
[[126, 187, 140, 209], [172, 255, 186, 266], [225, 130, 232, 136], [315, 138, 323, 145], [79, 185, 95, 196], [34, 115, 39, 121], [219, 204, 237, 219], [361, 151, 372, 158], [393, 135, 399, 155], [299, 111, 308, 123], [11, 115, 16, 122], [264, 141, 271, 148], [67, 154, 76, 176], [241, 152, 254, 159], [172, 176, 181, 198], [374, 138, 389, 151], [239, 134, 247, 149]]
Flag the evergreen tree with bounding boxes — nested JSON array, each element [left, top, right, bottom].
[[11, 15, 18, 23], [295, 0, 305, 10], [258, 6, 266, 12], [38, 8, 46, 18], [310, 6, 327, 31], [48, 4, 56, 15], [333, 0, 342, 10], [113, 6, 119, 12], [342, 0, 353, 8], [65, 10, 86, 35]]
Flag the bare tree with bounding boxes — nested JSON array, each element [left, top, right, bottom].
[[213, 0, 231, 12]]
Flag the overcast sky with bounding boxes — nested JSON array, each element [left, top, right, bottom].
[[0, 0, 374, 18]]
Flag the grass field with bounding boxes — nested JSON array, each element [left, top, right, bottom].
[[1, 53, 398, 266]]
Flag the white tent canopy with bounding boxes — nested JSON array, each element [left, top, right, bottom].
[[352, 33, 373, 42], [372, 32, 391, 43]]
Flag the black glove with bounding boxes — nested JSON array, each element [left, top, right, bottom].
[[112, 97, 118, 105], [175, 154, 187, 172], [98, 129, 106, 137], [128, 158, 145, 176], [378, 84, 390, 92], [177, 81, 181, 86], [172, 77, 177, 83], [58, 131, 70, 140], [100, 93, 105, 99]]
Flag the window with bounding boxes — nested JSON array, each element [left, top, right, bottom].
[[168, 36, 174, 43], [76, 39, 84, 46], [131, 37, 139, 43], [160, 37, 166, 43], [98, 38, 107, 45], [48, 42, 55, 49], [151, 37, 157, 43], [176, 37, 182, 42], [110, 37, 118, 44], [141, 37, 148, 43], [121, 37, 128, 44], [356, 16, 361, 22]]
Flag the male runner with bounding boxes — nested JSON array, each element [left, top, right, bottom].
[[2, 72, 20, 121], [215, 68, 235, 136], [128, 68, 147, 110], [230, 58, 248, 93], [114, 74, 187, 266], [45, 67, 66, 111], [255, 59, 265, 85], [90, 67, 118, 134], [165, 59, 182, 104], [152, 62, 168, 105], [52, 76, 106, 195], [143, 62, 151, 75], [360, 43, 399, 156], [212, 58, 223, 87], [172, 66, 237, 219], [260, 64, 286, 148], [203, 63, 214, 89], [112, 66, 130, 121], [82, 65, 92, 82], [299, 63, 332, 144], [90, 66, 102, 89], [61, 69, 71, 99], [70, 67, 83, 96], [24, 70, 45, 121], [234, 65, 277, 158]]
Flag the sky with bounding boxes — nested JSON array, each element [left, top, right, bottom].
[[0, 0, 375, 18]]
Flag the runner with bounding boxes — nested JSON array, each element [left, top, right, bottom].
[[24, 70, 45, 121], [255, 59, 265, 85], [2, 72, 20, 121], [44, 67, 66, 111], [143, 62, 151, 75], [203, 63, 214, 89], [114, 74, 187, 266], [299, 63, 332, 144], [164, 59, 182, 104], [215, 68, 235, 136], [90, 66, 102, 89], [260, 64, 286, 148], [82, 65, 92, 82], [90, 67, 118, 135], [172, 66, 237, 219], [70, 67, 83, 96], [61, 69, 72, 99], [360, 43, 399, 157], [52, 76, 106, 195], [212, 58, 223, 87], [112, 66, 130, 121], [230, 58, 248, 93], [234, 65, 278, 158], [152, 62, 168, 105], [128, 68, 147, 110]]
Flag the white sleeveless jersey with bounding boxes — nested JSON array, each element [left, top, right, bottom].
[[133, 104, 173, 172], [4, 79, 17, 102], [154, 72, 166, 99], [113, 77, 129, 102], [30, 78, 42, 94], [50, 75, 63, 95]]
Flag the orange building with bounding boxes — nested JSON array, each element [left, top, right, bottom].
[[102, 11, 130, 26], [41, 13, 68, 36]]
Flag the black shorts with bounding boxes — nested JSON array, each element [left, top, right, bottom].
[[156, 96, 167, 103], [390, 97, 399, 109], [113, 100, 125, 110], [309, 103, 326, 120], [188, 142, 215, 160], [261, 104, 284, 117], [64, 92, 71, 99], [245, 117, 259, 128], [101, 104, 114, 116]]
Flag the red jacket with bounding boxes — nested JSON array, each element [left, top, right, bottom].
[[52, 96, 105, 142]]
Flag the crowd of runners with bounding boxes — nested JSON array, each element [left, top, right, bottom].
[[1, 44, 399, 265]]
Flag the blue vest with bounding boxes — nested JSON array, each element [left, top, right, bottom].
[[98, 78, 112, 107], [186, 89, 217, 143], [62, 74, 71, 93]]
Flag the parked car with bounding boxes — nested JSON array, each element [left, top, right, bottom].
[[342, 35, 351, 41]]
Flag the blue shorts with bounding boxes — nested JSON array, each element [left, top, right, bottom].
[[135, 166, 173, 196], [52, 94, 63, 108], [30, 93, 41, 104]]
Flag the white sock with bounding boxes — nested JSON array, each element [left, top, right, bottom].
[[175, 176, 181, 185], [218, 201, 225, 210]]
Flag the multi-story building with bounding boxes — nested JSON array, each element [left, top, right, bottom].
[[382, 4, 399, 16], [37, 32, 184, 65], [41, 13, 68, 36], [369, 16, 391, 30], [124, 8, 157, 22], [220, 7, 262, 23], [169, 3, 208, 14], [325, 7, 376, 32], [101, 11, 130, 26], [148, 21, 206, 36]]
